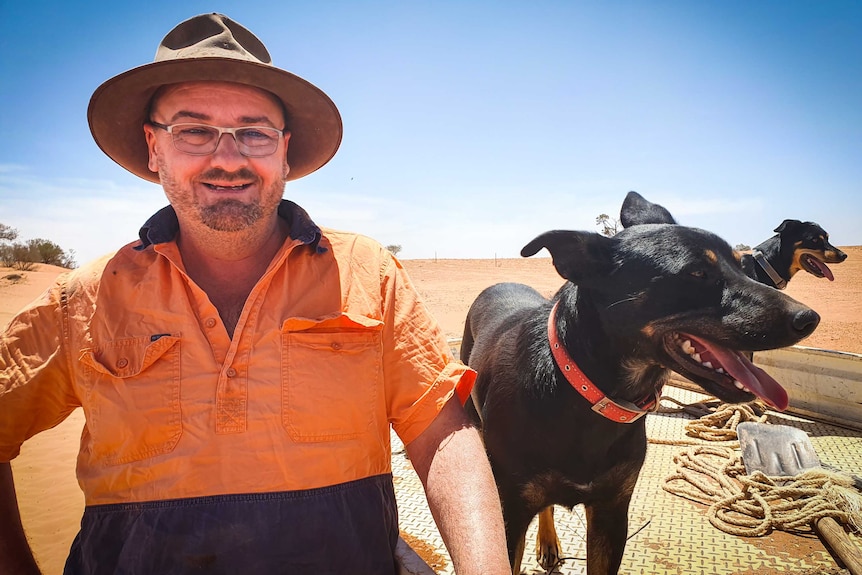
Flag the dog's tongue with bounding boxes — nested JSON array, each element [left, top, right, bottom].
[[690, 336, 789, 410], [811, 257, 835, 281]]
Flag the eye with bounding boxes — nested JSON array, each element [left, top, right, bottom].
[[239, 128, 278, 141], [689, 269, 707, 280], [178, 125, 213, 136]]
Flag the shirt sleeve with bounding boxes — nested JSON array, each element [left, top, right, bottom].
[[0, 280, 79, 462], [379, 253, 476, 445]]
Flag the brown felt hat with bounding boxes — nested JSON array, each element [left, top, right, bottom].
[[88, 13, 342, 183]]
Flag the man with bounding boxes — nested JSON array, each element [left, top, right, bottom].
[[0, 13, 510, 574]]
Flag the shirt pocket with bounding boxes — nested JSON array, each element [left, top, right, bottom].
[[282, 314, 383, 442], [79, 334, 182, 465]]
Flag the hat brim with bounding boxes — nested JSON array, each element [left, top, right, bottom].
[[88, 58, 342, 183]]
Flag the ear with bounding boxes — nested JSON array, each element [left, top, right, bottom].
[[521, 230, 616, 283], [143, 124, 160, 173], [620, 191, 677, 227], [282, 131, 292, 178], [774, 219, 801, 234]]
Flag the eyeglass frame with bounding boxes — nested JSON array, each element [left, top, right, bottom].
[[147, 121, 286, 157]]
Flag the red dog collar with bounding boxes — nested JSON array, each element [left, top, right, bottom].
[[547, 302, 657, 423]]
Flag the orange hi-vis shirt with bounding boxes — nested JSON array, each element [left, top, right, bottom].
[[0, 201, 475, 507]]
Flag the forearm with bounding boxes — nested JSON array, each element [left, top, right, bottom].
[[406, 398, 510, 575], [0, 462, 40, 575]]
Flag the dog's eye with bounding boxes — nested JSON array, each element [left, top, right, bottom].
[[689, 270, 707, 279]]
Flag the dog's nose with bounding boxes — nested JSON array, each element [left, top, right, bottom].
[[792, 308, 820, 336]]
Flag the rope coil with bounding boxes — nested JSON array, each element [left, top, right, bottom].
[[658, 399, 862, 537], [663, 445, 862, 537]]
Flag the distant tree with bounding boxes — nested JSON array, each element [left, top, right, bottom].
[[0, 223, 18, 242], [595, 214, 621, 237], [28, 238, 77, 268], [385, 244, 402, 257], [0, 226, 77, 270], [1, 242, 39, 271], [734, 243, 751, 251]]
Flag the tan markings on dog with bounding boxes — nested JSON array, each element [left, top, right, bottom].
[[732, 250, 743, 263], [536, 507, 562, 571], [522, 472, 593, 509], [622, 357, 668, 395], [704, 249, 717, 264], [641, 323, 656, 338], [790, 250, 804, 276]]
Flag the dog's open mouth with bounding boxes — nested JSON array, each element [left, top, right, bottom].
[[800, 253, 834, 280], [664, 333, 789, 410]]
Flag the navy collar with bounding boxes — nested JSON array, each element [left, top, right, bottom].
[[135, 200, 324, 253]]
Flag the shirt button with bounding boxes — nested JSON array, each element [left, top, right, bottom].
[[205, 318, 217, 328], [116, 358, 129, 369], [331, 342, 342, 350], [226, 367, 237, 378]]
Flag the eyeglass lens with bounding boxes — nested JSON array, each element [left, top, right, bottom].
[[170, 124, 281, 157]]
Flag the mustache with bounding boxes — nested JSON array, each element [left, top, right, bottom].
[[198, 168, 260, 182]]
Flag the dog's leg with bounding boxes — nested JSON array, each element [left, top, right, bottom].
[[502, 500, 534, 575], [535, 506, 562, 570], [584, 498, 631, 575], [511, 536, 526, 575]]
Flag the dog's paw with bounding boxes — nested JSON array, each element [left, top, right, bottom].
[[535, 535, 562, 571]]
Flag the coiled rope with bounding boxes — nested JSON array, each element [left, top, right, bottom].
[[649, 396, 766, 446], [657, 398, 862, 537]]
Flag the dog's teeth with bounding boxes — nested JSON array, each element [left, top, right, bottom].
[[692, 353, 701, 362], [734, 380, 745, 390], [716, 368, 725, 374], [702, 361, 713, 369], [681, 340, 693, 354]]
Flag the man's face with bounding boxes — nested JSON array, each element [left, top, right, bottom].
[[144, 81, 291, 232]]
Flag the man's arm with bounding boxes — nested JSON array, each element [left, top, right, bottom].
[[405, 397, 510, 575], [0, 462, 41, 574]]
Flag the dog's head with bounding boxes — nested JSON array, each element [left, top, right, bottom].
[[775, 219, 848, 281], [520, 195, 820, 411]]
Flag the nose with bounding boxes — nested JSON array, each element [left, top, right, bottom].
[[791, 308, 820, 337], [210, 132, 248, 169]]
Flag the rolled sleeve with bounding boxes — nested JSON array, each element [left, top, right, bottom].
[[380, 255, 476, 445], [0, 282, 78, 461]]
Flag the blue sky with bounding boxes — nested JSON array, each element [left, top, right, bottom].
[[1, 0, 860, 265]]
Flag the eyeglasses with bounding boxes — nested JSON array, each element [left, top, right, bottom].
[[148, 121, 284, 157]]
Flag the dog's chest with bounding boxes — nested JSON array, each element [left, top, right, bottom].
[[519, 454, 643, 511]]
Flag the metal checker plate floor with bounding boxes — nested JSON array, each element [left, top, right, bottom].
[[392, 386, 862, 574]]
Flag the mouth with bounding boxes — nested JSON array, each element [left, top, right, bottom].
[[203, 182, 253, 193], [663, 333, 788, 410], [800, 253, 834, 281]]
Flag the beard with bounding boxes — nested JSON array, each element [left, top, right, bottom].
[[159, 162, 285, 232], [199, 199, 264, 232]]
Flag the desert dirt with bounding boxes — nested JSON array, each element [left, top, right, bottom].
[[1, 246, 860, 573]]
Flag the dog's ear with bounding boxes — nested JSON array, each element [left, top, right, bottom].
[[774, 219, 802, 234], [521, 230, 616, 283], [620, 191, 677, 227], [772, 220, 802, 234]]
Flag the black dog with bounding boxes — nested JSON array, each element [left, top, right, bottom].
[[740, 219, 847, 289], [461, 194, 820, 574], [622, 191, 847, 289]]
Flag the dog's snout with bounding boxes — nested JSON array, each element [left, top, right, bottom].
[[792, 308, 820, 336]]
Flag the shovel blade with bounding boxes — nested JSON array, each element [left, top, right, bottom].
[[737, 422, 821, 477]]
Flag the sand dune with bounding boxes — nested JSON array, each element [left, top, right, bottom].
[[2, 248, 860, 573]]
